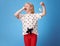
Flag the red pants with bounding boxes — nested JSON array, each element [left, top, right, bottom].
[[24, 33, 37, 46]]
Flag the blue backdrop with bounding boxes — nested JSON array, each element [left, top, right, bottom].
[[0, 0, 60, 46]]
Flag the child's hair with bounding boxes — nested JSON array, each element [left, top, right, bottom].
[[25, 2, 34, 13]]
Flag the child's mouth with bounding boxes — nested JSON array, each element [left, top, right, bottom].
[[24, 8, 27, 10]]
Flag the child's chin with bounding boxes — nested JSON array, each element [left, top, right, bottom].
[[25, 10, 28, 12]]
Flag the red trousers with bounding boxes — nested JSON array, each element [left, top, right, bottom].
[[24, 33, 37, 46]]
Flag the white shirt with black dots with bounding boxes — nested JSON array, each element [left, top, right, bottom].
[[19, 13, 42, 35]]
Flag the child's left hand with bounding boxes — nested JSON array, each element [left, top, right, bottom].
[[40, 2, 45, 6]]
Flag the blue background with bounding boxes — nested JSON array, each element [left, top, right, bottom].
[[0, 0, 60, 46]]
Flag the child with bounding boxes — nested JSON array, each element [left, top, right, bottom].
[[14, 2, 46, 46]]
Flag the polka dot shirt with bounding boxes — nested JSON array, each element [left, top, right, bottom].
[[19, 13, 42, 35]]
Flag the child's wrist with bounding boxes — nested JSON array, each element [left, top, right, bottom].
[[19, 7, 25, 12], [22, 7, 25, 10]]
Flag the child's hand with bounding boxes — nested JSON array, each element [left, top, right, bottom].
[[40, 2, 45, 6]]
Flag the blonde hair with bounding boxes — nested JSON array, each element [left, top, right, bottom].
[[25, 2, 34, 13]]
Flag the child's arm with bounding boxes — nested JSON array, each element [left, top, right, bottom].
[[14, 7, 25, 19], [40, 2, 46, 17]]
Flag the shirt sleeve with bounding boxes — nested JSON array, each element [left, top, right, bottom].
[[19, 14, 24, 21], [35, 13, 42, 19]]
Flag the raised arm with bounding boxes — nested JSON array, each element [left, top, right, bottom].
[[40, 2, 46, 17], [14, 7, 25, 19]]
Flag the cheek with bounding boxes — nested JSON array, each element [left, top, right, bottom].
[[27, 8, 30, 10], [28, 7, 31, 10]]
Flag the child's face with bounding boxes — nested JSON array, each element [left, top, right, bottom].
[[24, 3, 33, 13]]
